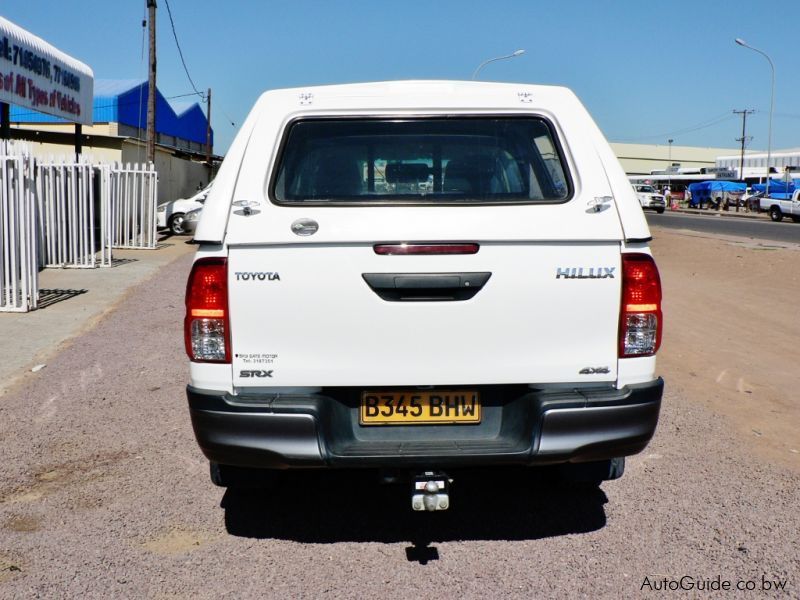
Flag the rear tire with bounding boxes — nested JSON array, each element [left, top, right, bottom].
[[769, 206, 783, 222], [791, 216, 800, 223], [655, 208, 665, 214]]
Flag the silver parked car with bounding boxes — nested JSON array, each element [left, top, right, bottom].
[[182, 207, 203, 236]]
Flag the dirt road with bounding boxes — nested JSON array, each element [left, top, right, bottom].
[[0, 227, 797, 598]]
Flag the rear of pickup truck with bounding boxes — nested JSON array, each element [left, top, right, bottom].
[[184, 82, 663, 506]]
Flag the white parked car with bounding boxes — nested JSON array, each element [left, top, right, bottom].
[[184, 81, 664, 510], [632, 184, 666, 213], [157, 182, 212, 235]]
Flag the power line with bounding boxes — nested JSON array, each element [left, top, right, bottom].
[[163, 0, 204, 100], [619, 112, 736, 142], [219, 107, 236, 128], [167, 92, 206, 100]]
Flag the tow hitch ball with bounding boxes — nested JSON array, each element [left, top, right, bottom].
[[412, 472, 451, 512]]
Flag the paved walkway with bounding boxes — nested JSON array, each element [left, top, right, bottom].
[[671, 206, 769, 220], [0, 237, 195, 395]]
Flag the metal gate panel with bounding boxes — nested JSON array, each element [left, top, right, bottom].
[[0, 148, 38, 312], [36, 159, 113, 269], [111, 162, 157, 249], [95, 165, 113, 267]]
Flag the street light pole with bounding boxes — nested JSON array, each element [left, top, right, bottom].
[[471, 49, 525, 80], [735, 38, 775, 198]]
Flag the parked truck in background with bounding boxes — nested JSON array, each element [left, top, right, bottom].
[[760, 189, 800, 222], [632, 184, 666, 213]]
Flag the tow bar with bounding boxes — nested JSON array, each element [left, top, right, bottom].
[[411, 471, 451, 511]]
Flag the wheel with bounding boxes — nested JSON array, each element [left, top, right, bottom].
[[769, 206, 783, 222], [168, 212, 187, 235], [655, 208, 665, 214], [791, 216, 800, 223]]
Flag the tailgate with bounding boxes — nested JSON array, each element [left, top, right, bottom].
[[228, 241, 621, 387]]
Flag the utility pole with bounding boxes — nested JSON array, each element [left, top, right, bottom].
[[734, 109, 754, 212], [146, 0, 157, 164], [205, 87, 212, 168]]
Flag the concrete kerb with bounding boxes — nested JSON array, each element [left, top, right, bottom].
[[0, 236, 196, 396], [669, 207, 769, 220]]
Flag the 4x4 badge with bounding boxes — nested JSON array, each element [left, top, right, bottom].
[[579, 366, 610, 375]]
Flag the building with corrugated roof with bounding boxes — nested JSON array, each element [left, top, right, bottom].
[[6, 79, 218, 202]]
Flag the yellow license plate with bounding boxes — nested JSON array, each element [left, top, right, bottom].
[[360, 390, 481, 425]]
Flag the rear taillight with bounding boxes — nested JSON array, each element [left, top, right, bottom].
[[619, 253, 662, 358], [185, 257, 230, 363]]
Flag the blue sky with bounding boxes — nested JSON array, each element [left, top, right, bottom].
[[4, 1, 799, 155]]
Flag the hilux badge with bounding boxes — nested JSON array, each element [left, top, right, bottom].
[[556, 267, 615, 279]]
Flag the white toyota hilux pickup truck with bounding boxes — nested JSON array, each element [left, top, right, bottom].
[[185, 81, 664, 510]]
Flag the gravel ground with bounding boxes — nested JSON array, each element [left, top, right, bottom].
[[0, 231, 798, 599]]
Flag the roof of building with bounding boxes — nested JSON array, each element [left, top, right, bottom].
[[10, 79, 211, 146]]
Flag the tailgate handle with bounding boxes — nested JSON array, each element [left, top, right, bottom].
[[362, 272, 491, 301]]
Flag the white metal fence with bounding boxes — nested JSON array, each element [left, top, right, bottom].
[[36, 159, 113, 269], [111, 162, 158, 250], [0, 147, 38, 312], [0, 142, 158, 312]]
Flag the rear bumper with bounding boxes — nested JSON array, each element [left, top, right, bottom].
[[187, 379, 663, 469]]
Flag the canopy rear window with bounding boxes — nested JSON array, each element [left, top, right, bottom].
[[271, 118, 572, 205]]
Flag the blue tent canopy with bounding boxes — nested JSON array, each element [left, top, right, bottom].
[[751, 179, 799, 199], [687, 181, 746, 207], [687, 181, 746, 193]]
